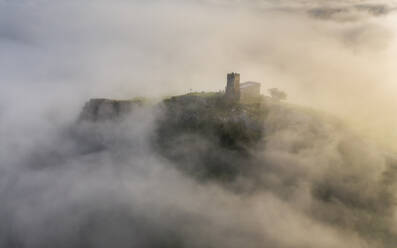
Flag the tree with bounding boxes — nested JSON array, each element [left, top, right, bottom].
[[268, 88, 287, 101]]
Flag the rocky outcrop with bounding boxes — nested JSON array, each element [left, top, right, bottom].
[[77, 93, 267, 180], [79, 98, 143, 122]]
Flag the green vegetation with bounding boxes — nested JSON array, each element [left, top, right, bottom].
[[156, 92, 266, 181]]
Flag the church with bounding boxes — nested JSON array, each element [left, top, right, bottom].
[[225, 72, 261, 101]]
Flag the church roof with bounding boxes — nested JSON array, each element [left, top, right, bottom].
[[240, 81, 261, 89]]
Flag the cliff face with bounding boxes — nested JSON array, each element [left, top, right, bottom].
[[79, 98, 144, 122]]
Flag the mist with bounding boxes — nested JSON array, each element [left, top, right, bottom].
[[1, 0, 397, 247], [2, 0, 397, 147]]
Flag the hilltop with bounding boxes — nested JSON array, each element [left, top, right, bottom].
[[74, 92, 397, 246], [78, 92, 267, 180]]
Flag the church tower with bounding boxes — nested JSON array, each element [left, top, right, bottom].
[[225, 72, 240, 100]]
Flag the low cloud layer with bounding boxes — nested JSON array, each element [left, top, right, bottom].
[[1, 100, 397, 247]]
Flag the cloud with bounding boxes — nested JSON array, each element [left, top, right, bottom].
[[1, 97, 396, 247], [2, 0, 397, 146], [308, 4, 396, 22], [1, 0, 397, 247], [0, 102, 388, 247]]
